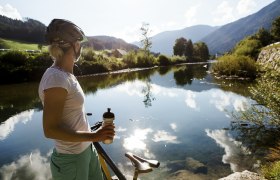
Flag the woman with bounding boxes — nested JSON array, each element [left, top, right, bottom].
[[39, 19, 115, 180]]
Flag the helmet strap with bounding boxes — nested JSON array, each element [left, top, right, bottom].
[[72, 43, 81, 62]]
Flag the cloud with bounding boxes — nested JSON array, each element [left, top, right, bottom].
[[116, 126, 127, 132], [237, 0, 257, 15], [170, 123, 177, 131], [0, 110, 34, 140], [213, 1, 234, 25], [0, 150, 52, 180], [112, 24, 142, 43], [152, 130, 180, 144], [205, 129, 254, 172], [0, 4, 22, 20], [116, 80, 178, 98], [184, 5, 199, 26], [185, 91, 199, 110], [123, 128, 153, 151], [209, 90, 249, 112]]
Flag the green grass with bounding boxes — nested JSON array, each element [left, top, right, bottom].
[[0, 38, 47, 51]]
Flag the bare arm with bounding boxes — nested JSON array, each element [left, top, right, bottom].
[[43, 87, 114, 142]]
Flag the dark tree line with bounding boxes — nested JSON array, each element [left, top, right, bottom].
[[0, 15, 46, 44], [173, 37, 209, 62]]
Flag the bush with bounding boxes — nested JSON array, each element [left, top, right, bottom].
[[82, 48, 96, 61], [157, 54, 171, 66], [233, 37, 262, 59], [170, 55, 186, 64], [0, 50, 29, 68], [136, 52, 157, 67], [212, 55, 256, 78], [262, 161, 280, 179], [123, 51, 138, 68]]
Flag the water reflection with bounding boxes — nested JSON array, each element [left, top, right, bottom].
[[173, 64, 208, 86], [170, 123, 177, 131], [185, 90, 199, 110], [205, 129, 255, 172], [0, 110, 34, 140], [0, 63, 261, 179], [0, 149, 52, 180], [152, 130, 179, 144], [123, 128, 153, 151], [141, 78, 155, 108], [0, 83, 41, 124], [209, 89, 250, 112]]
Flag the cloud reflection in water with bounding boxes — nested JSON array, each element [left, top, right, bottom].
[[0, 150, 51, 180], [205, 129, 255, 172], [0, 110, 34, 140]]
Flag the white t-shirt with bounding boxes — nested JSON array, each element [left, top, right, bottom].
[[38, 67, 91, 154]]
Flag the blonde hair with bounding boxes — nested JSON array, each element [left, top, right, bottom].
[[48, 45, 65, 61]]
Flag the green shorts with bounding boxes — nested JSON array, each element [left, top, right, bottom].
[[50, 144, 104, 180]]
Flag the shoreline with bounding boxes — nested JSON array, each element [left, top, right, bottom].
[[77, 61, 214, 78]]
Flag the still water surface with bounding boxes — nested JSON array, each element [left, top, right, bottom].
[[0, 64, 257, 179]]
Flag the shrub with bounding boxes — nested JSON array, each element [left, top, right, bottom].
[[233, 38, 262, 59], [170, 55, 186, 64], [262, 161, 280, 179], [0, 50, 29, 68], [212, 55, 256, 78], [82, 48, 96, 61], [157, 54, 171, 66], [123, 51, 137, 68]]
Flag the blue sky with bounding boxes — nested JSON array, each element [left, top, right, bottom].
[[0, 0, 275, 42]]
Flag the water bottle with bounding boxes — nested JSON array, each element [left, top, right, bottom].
[[102, 108, 115, 144]]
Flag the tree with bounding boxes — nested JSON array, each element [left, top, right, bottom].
[[140, 22, 152, 57], [233, 37, 262, 59], [271, 16, 280, 42], [254, 27, 272, 46], [185, 39, 193, 58], [38, 44, 43, 51], [193, 42, 209, 61], [173, 37, 187, 56]]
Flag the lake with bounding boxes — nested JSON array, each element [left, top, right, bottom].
[[0, 63, 260, 179]]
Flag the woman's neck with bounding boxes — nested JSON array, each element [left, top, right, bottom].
[[54, 55, 74, 74]]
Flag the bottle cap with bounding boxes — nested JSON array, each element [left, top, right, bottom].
[[103, 108, 115, 119]]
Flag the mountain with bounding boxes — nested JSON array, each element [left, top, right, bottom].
[[134, 25, 218, 55], [202, 0, 280, 54], [86, 36, 138, 51], [0, 16, 138, 51], [0, 15, 46, 44]]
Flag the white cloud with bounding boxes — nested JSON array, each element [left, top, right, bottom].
[[112, 24, 142, 43], [205, 129, 254, 172], [116, 80, 178, 98], [0, 4, 22, 20], [123, 128, 153, 151], [209, 90, 249, 112], [237, 0, 257, 15], [116, 126, 127, 132], [0, 150, 52, 180], [0, 110, 34, 140], [184, 5, 199, 26], [213, 1, 234, 25], [233, 98, 249, 112], [185, 91, 199, 110], [152, 130, 179, 144], [170, 123, 177, 131]]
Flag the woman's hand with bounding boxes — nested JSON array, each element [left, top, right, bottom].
[[93, 124, 115, 142]]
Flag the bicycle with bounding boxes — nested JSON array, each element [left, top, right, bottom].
[[88, 113, 160, 180]]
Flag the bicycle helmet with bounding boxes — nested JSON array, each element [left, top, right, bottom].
[[45, 19, 87, 47]]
